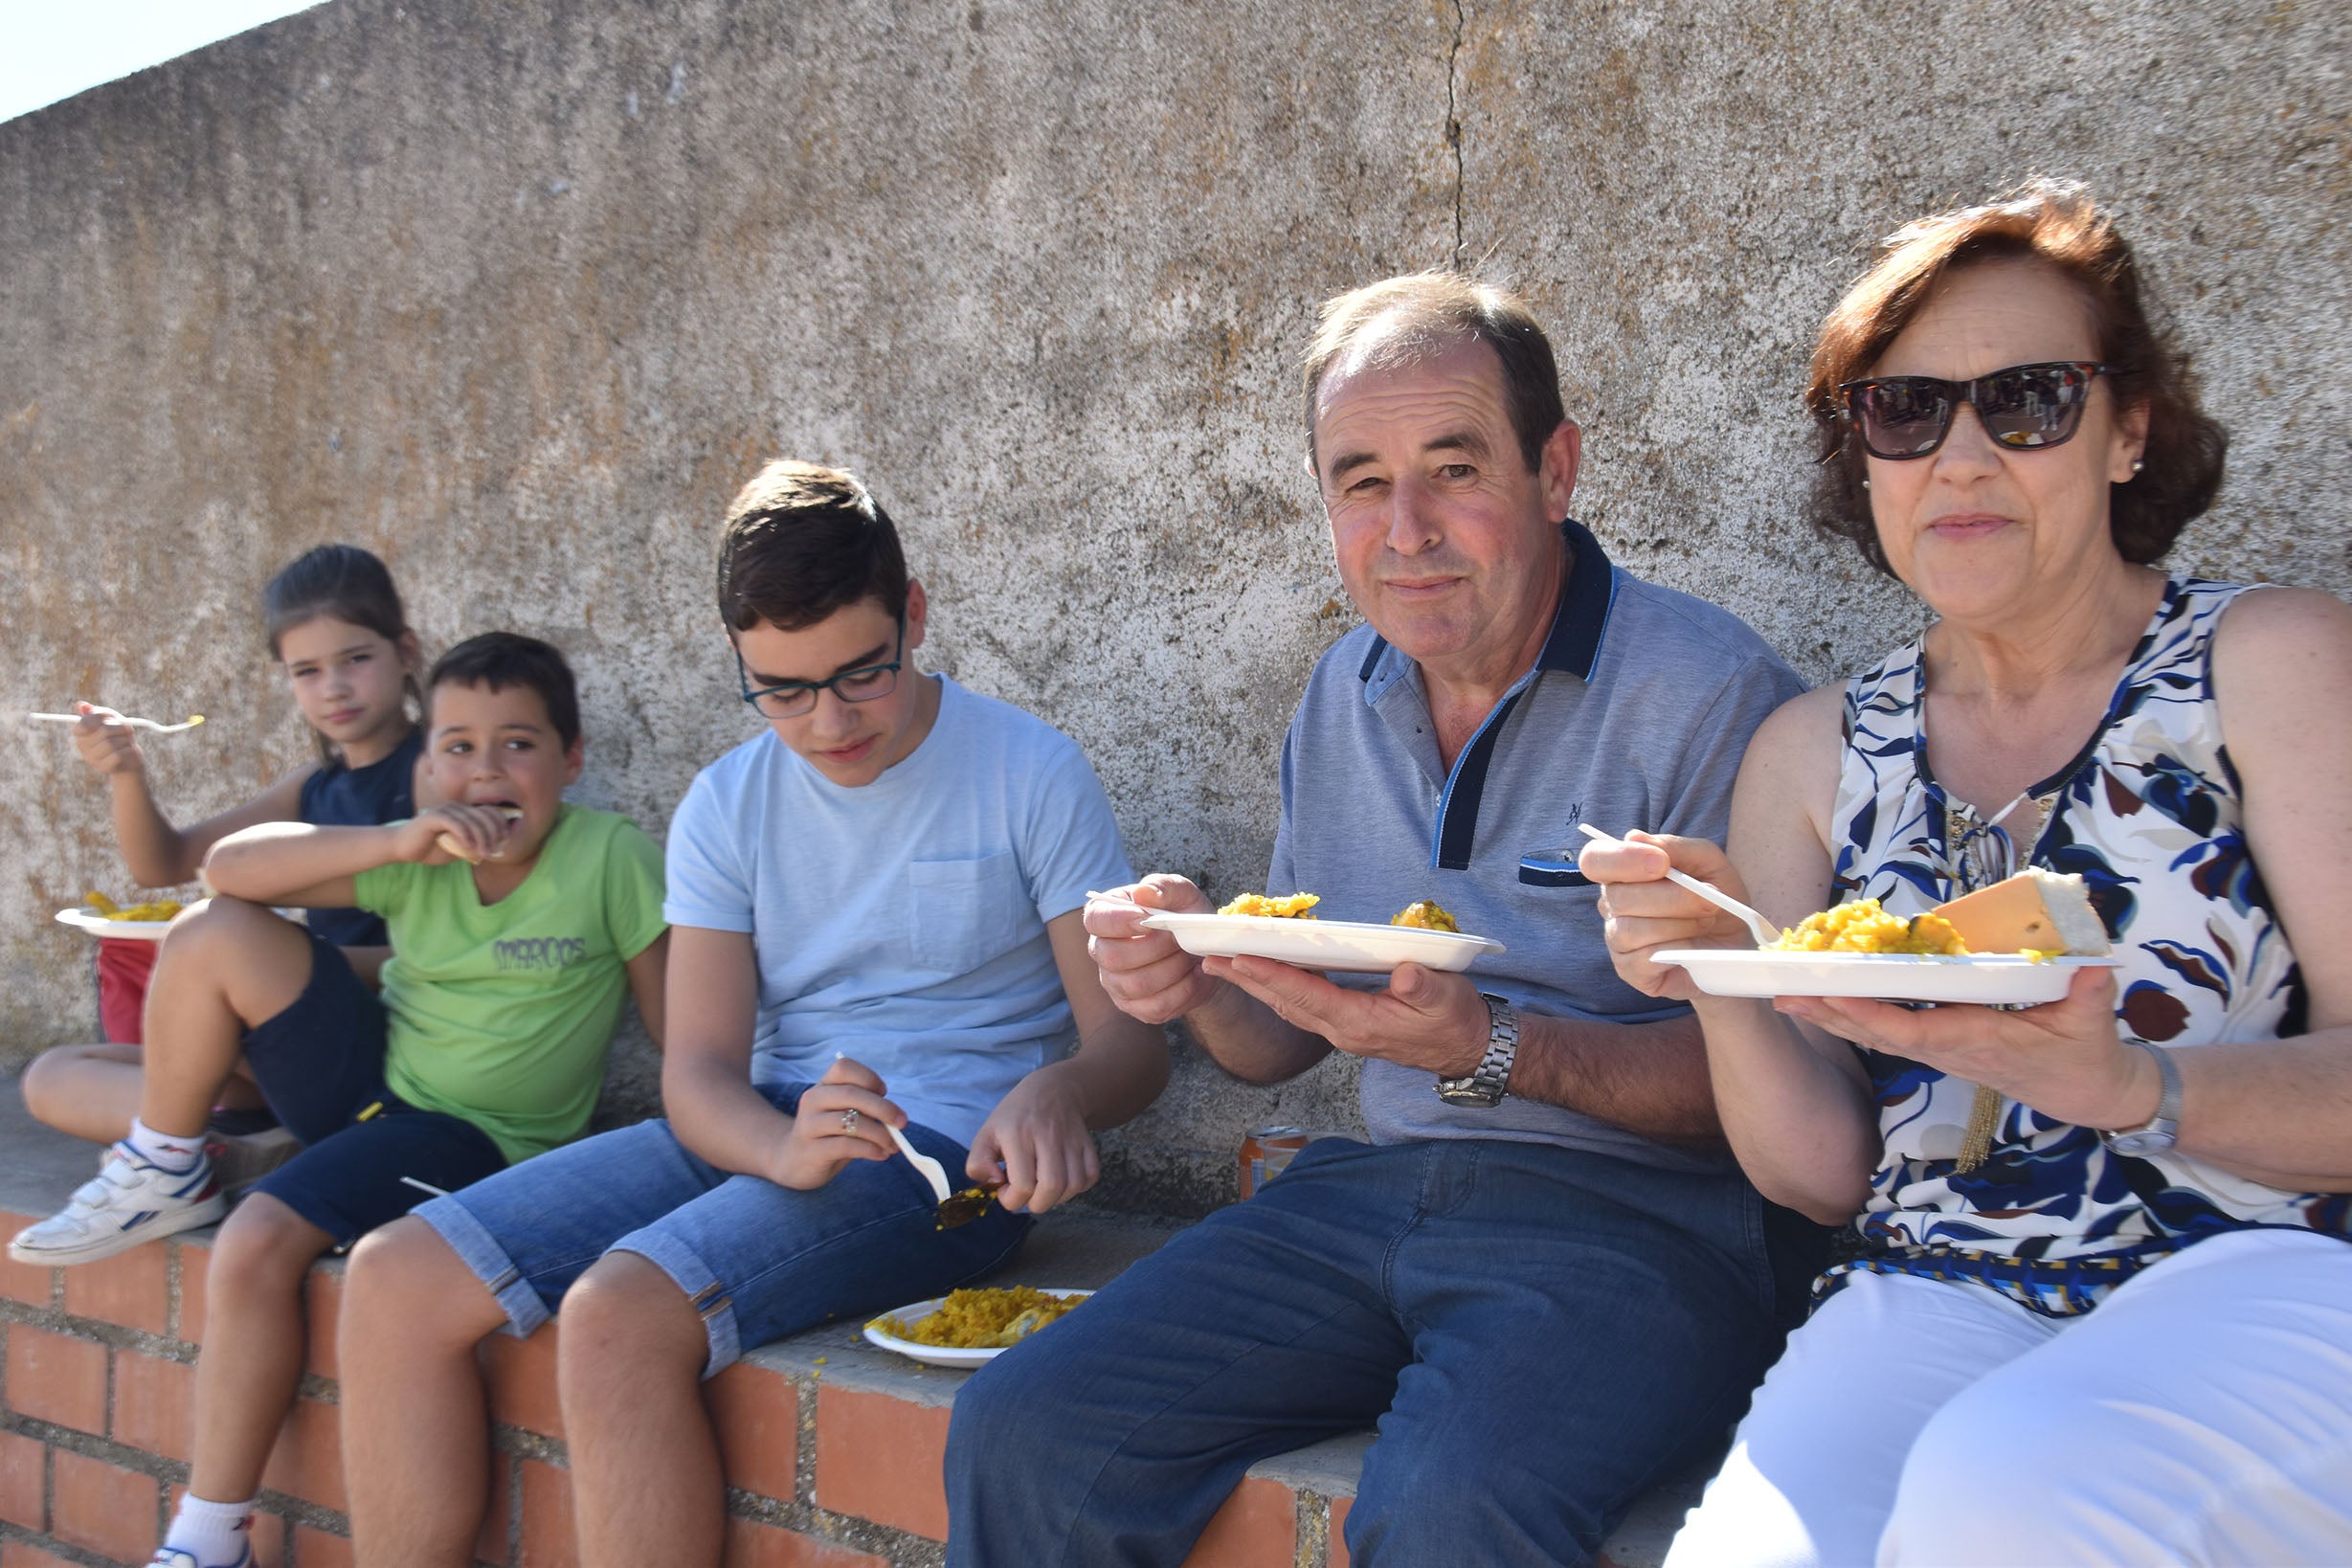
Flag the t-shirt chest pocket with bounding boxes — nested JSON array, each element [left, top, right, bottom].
[[907, 851, 1034, 974]]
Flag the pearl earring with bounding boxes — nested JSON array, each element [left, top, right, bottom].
[[2131, 459, 2144, 474], [1861, 478, 1870, 489]]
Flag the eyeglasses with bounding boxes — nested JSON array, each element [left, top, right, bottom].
[[735, 618, 904, 719], [1838, 361, 2117, 461]]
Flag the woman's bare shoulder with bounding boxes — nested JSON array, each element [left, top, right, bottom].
[[1751, 683, 1849, 762], [2216, 584, 2352, 656], [2213, 587, 2352, 707], [2211, 586, 2352, 755]]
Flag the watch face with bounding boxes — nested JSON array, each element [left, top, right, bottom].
[[2106, 1125, 2176, 1156], [1429, 1081, 1505, 1114]]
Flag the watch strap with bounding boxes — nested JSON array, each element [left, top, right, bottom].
[[1436, 994, 1518, 1106], [2099, 1040, 2182, 1155]]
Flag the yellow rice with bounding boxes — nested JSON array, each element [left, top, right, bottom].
[[870, 1287, 1085, 1349]]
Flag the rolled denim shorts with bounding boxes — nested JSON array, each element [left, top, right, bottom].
[[413, 1080, 1031, 1376]]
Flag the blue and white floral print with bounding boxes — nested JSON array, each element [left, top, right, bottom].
[[1816, 578, 2343, 1312]]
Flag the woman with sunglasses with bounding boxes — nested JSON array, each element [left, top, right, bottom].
[[1583, 180, 2352, 1565]]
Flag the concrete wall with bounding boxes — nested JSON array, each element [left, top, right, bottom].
[[3, 0, 2344, 1209]]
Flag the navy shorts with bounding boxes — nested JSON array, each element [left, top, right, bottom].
[[242, 929, 506, 1245]]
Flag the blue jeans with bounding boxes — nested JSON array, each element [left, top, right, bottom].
[[946, 1137, 1794, 1568], [414, 1081, 1031, 1376]]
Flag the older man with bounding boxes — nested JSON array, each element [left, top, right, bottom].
[[943, 275, 1817, 1566]]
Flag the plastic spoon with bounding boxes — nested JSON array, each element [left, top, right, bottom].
[[1575, 824, 1782, 946], [29, 711, 205, 734]]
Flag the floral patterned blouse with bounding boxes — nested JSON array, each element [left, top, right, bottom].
[[1817, 576, 2345, 1313]]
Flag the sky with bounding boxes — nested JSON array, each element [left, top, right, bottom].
[[0, 0, 330, 125]]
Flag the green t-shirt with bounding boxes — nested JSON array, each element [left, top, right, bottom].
[[354, 804, 667, 1163]]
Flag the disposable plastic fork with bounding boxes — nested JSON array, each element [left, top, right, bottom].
[[29, 710, 206, 734], [885, 1121, 997, 1229], [1576, 823, 1783, 946], [885, 1120, 952, 1205]]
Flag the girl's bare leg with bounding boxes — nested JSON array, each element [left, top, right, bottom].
[[21, 1042, 146, 1144]]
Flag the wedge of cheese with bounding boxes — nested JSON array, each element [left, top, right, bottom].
[[1931, 868, 2110, 955]]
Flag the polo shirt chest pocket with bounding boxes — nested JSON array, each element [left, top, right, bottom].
[[907, 851, 1033, 974]]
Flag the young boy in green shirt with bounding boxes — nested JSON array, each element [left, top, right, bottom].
[[9, 632, 667, 1568]]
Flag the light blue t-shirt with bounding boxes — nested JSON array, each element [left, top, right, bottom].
[[662, 675, 1133, 1149]]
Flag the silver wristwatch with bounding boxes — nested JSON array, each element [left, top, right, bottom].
[[2100, 1040, 2181, 1156], [1436, 994, 1519, 1108]]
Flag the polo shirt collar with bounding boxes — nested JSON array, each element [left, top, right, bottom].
[[1355, 518, 1617, 700], [1353, 519, 1619, 871]]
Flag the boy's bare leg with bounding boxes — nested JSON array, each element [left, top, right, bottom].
[[185, 1194, 333, 1500], [559, 1254, 726, 1568], [342, 1218, 513, 1565], [21, 1042, 146, 1143], [137, 898, 314, 1138]]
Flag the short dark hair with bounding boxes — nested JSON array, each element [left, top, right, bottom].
[[1805, 179, 2228, 575], [1302, 273, 1571, 473], [427, 633, 580, 750], [716, 460, 909, 633]]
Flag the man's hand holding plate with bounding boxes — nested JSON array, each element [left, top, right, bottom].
[[1204, 953, 1489, 1076], [1084, 874, 1221, 1025]]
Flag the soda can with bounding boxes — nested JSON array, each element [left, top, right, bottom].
[[1239, 1126, 1311, 1199]]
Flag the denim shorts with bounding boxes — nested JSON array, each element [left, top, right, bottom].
[[414, 1081, 1032, 1376]]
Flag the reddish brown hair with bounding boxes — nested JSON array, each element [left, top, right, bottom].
[[1804, 180, 2226, 575]]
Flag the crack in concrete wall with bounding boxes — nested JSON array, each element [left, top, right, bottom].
[[1446, 0, 1469, 268]]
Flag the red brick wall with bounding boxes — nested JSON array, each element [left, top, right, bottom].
[[0, 1208, 1347, 1567]]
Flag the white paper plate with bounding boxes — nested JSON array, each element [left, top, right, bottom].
[[862, 1288, 1094, 1369], [1655, 949, 2118, 1005], [1138, 912, 1504, 974], [56, 907, 178, 941]]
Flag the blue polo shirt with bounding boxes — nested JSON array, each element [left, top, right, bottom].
[[1268, 520, 1806, 1171]]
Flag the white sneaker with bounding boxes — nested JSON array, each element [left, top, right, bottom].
[[9, 1143, 226, 1266], [148, 1545, 255, 1568]]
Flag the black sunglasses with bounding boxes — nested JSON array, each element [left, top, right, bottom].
[[1838, 361, 2117, 461]]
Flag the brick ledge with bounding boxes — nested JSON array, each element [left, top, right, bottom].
[[1, 1077, 1695, 1566]]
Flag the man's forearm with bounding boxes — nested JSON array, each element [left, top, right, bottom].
[[1504, 1010, 1724, 1146], [203, 821, 394, 902], [1182, 982, 1333, 1086]]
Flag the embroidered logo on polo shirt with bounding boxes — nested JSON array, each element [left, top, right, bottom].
[[1519, 805, 1591, 887]]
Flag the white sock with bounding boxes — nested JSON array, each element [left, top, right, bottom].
[[164, 1493, 255, 1566], [125, 1117, 205, 1173]]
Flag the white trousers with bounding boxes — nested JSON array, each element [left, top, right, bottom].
[[1662, 1228, 2352, 1567]]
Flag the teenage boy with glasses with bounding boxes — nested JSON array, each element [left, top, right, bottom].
[[334, 459, 1168, 1566]]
